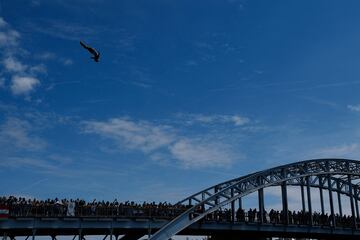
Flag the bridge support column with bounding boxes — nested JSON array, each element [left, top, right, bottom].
[[355, 186, 360, 220], [231, 188, 235, 223], [3, 232, 7, 240], [328, 175, 336, 227], [319, 176, 325, 215], [281, 181, 289, 225], [306, 176, 313, 225], [32, 229, 36, 240], [238, 197, 242, 210], [337, 180, 343, 217], [348, 175, 356, 228], [258, 188, 264, 223], [78, 229, 83, 240], [300, 181, 306, 212]]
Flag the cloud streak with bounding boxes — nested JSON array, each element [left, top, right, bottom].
[[348, 104, 360, 112], [0, 117, 47, 151], [177, 113, 250, 127], [82, 117, 239, 168]]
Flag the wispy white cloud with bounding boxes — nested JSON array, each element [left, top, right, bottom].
[[83, 118, 175, 153], [35, 52, 56, 60], [0, 157, 57, 171], [0, 27, 20, 47], [10, 76, 40, 95], [177, 113, 250, 126], [313, 143, 360, 158], [169, 138, 235, 168], [3, 56, 27, 73], [62, 58, 73, 66], [36, 52, 73, 66], [0, 17, 43, 96], [82, 117, 238, 168], [29, 64, 47, 75], [348, 104, 360, 112], [28, 20, 99, 41], [0, 117, 47, 151]]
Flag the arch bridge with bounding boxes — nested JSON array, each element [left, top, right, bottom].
[[150, 158, 360, 240], [2, 159, 360, 240]]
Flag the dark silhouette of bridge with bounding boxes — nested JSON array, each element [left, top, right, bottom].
[[2, 158, 360, 240]]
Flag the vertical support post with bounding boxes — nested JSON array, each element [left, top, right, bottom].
[[348, 175, 356, 228], [301, 181, 306, 212], [110, 228, 113, 240], [337, 180, 342, 217], [32, 229, 36, 240], [231, 188, 235, 223], [319, 176, 325, 215], [258, 188, 264, 223], [3, 232, 7, 240], [148, 218, 151, 239], [306, 176, 313, 225], [215, 186, 219, 205], [238, 197, 242, 210], [281, 168, 289, 225], [355, 186, 360, 220], [78, 229, 82, 240], [281, 183, 289, 225], [328, 175, 336, 227]]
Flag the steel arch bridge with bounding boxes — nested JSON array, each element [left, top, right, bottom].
[[149, 158, 360, 240], [2, 158, 360, 240]]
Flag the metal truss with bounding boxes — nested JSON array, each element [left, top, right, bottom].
[[149, 158, 360, 240]]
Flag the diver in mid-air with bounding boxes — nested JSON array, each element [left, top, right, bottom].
[[80, 41, 100, 62]]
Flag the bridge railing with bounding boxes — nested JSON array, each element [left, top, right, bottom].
[[7, 204, 188, 219]]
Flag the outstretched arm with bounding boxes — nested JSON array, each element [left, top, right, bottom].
[[80, 41, 89, 49]]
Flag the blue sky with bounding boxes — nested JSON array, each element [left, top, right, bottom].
[[1, 0, 360, 205]]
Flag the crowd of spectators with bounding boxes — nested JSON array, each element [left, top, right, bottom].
[[0, 196, 357, 228], [0, 196, 188, 219], [192, 206, 357, 228]]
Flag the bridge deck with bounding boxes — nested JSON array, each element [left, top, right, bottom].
[[1, 217, 360, 239]]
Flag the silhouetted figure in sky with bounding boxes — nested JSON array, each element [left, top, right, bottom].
[[80, 41, 100, 62]]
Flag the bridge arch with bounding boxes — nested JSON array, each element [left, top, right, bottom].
[[150, 158, 360, 240]]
